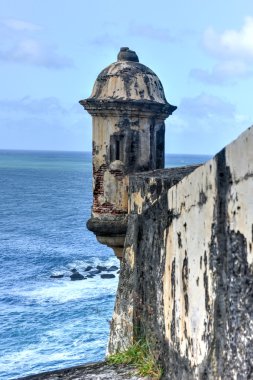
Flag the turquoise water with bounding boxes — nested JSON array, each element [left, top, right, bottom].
[[0, 151, 211, 379]]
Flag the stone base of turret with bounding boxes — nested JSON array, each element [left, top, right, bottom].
[[96, 235, 125, 259], [87, 215, 128, 259]]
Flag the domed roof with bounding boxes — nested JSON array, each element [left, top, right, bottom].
[[88, 48, 168, 104]]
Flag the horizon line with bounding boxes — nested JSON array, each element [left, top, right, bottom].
[[0, 148, 213, 157]]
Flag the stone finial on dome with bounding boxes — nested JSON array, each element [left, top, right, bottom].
[[117, 47, 139, 62]]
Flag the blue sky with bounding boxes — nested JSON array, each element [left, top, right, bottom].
[[0, 0, 252, 154]]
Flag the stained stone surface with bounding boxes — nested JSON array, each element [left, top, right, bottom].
[[108, 165, 199, 355], [17, 362, 149, 380]]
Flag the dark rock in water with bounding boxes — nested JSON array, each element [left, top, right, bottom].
[[117, 270, 120, 274], [70, 272, 86, 281], [107, 265, 119, 272], [97, 265, 107, 271], [50, 274, 64, 279], [86, 273, 95, 278], [71, 268, 78, 273], [101, 273, 116, 279], [85, 265, 93, 271]]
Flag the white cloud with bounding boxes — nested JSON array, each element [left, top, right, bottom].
[[192, 17, 253, 85], [0, 97, 92, 117], [203, 17, 253, 61], [234, 113, 252, 125], [0, 19, 73, 69], [0, 97, 88, 119], [166, 93, 250, 154], [180, 93, 235, 119], [3, 18, 41, 32], [168, 93, 233, 134], [190, 60, 253, 84], [0, 96, 90, 150], [0, 38, 73, 69], [166, 114, 189, 133], [0, 96, 66, 116]]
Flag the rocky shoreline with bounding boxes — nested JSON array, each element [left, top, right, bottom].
[[50, 265, 119, 281], [17, 361, 148, 380]]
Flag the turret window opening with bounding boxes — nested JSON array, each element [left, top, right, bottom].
[[116, 140, 120, 160], [155, 125, 165, 169], [110, 134, 124, 162]]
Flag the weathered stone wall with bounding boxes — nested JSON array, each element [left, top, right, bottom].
[[108, 166, 198, 353], [109, 126, 253, 379], [90, 113, 169, 218]]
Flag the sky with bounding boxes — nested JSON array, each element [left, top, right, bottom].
[[0, 0, 252, 155]]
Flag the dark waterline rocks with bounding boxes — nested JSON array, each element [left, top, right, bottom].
[[50, 274, 64, 279], [107, 266, 118, 272], [85, 265, 93, 271], [70, 271, 86, 281], [101, 274, 116, 279], [97, 265, 107, 271], [50, 264, 119, 281], [86, 273, 95, 278]]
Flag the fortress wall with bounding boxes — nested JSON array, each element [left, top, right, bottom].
[[108, 166, 198, 355], [108, 126, 253, 379]]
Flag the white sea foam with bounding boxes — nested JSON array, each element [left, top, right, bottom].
[[17, 275, 118, 304], [0, 346, 81, 378]]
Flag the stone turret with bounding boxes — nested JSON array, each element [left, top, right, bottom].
[[80, 47, 176, 258]]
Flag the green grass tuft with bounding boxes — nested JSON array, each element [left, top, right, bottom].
[[107, 340, 163, 379]]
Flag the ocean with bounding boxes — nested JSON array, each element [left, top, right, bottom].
[[0, 151, 211, 380]]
